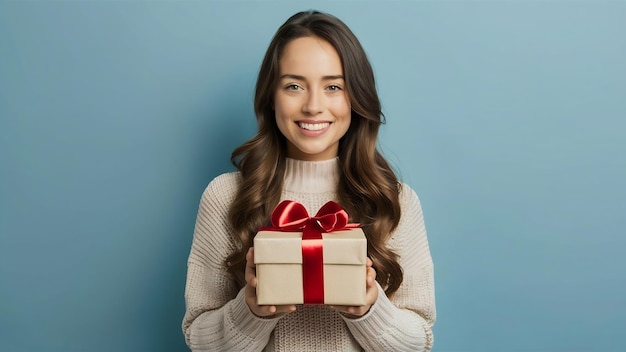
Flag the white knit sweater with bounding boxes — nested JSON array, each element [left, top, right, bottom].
[[183, 158, 436, 351]]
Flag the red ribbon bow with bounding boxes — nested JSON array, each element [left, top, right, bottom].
[[262, 200, 359, 304]]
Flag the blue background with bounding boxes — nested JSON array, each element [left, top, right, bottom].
[[1, 1, 624, 351]]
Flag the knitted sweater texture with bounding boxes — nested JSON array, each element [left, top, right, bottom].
[[182, 158, 436, 351]]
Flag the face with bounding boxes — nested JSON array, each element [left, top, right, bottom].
[[274, 36, 351, 161]]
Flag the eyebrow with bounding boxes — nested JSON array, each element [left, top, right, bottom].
[[279, 74, 344, 81]]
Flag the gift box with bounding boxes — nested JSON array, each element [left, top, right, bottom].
[[253, 201, 367, 306]]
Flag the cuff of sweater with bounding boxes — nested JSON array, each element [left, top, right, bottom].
[[340, 283, 394, 336], [227, 288, 281, 338]]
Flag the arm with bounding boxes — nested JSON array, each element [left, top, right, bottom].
[[341, 185, 436, 351], [182, 174, 281, 352]]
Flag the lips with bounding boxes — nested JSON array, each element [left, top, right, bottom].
[[298, 121, 330, 131]]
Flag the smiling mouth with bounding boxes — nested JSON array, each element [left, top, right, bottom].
[[297, 122, 331, 131]]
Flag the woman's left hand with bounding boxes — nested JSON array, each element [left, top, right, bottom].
[[330, 257, 378, 317]]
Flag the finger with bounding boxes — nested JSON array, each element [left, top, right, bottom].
[[273, 305, 297, 314], [329, 305, 346, 313], [331, 304, 366, 317], [250, 305, 274, 317], [255, 304, 296, 317], [246, 247, 254, 265], [366, 266, 376, 286], [346, 306, 360, 315], [263, 305, 277, 315], [330, 305, 358, 313], [245, 248, 257, 287], [366, 257, 373, 267]]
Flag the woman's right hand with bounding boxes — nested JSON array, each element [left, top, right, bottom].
[[245, 247, 297, 317]]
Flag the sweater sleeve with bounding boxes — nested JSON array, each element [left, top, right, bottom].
[[182, 174, 281, 351], [342, 184, 436, 351]]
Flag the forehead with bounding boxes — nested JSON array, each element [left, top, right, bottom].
[[278, 36, 343, 76]]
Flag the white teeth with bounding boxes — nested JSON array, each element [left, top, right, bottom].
[[298, 122, 330, 131]]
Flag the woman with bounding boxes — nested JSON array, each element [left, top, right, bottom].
[[183, 10, 435, 351]]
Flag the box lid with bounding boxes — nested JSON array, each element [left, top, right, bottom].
[[254, 228, 366, 265]]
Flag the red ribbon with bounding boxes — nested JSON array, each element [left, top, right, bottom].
[[260, 200, 359, 304]]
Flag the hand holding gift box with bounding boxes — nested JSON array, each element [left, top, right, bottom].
[[254, 200, 367, 306]]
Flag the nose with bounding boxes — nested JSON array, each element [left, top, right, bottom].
[[302, 91, 323, 115]]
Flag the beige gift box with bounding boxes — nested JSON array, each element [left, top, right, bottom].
[[254, 228, 367, 306]]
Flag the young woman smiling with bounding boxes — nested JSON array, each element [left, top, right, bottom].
[[183, 10, 436, 351]]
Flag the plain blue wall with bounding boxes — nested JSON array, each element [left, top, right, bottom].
[[1, 1, 625, 351]]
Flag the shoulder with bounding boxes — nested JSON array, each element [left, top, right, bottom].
[[398, 182, 423, 210], [395, 182, 426, 231], [200, 172, 242, 208], [205, 172, 242, 193]]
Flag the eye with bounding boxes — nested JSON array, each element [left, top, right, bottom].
[[285, 84, 302, 91], [327, 85, 342, 91]]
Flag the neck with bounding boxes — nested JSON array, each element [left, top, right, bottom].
[[283, 157, 340, 193]]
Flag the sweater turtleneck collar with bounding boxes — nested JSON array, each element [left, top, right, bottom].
[[283, 157, 340, 193]]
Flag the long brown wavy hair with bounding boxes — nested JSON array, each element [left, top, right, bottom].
[[227, 10, 403, 296]]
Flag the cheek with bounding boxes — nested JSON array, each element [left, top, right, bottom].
[[274, 109, 288, 133], [274, 96, 298, 119], [273, 99, 291, 135], [331, 98, 352, 120]]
